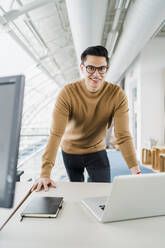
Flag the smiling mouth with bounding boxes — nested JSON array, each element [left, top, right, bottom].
[[90, 78, 101, 83]]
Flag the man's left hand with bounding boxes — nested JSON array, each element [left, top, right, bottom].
[[130, 166, 142, 175]]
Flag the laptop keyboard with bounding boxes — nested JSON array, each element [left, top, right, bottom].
[[99, 204, 105, 210]]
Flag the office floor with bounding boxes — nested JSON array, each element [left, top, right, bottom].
[[20, 147, 68, 183]]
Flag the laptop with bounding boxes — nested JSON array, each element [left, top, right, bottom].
[[81, 173, 165, 223]]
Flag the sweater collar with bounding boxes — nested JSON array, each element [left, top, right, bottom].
[[80, 79, 106, 97]]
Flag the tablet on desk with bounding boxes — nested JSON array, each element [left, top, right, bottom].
[[21, 197, 63, 218]]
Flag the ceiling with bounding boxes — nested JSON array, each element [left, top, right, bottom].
[[0, 0, 81, 135], [0, 0, 164, 87]]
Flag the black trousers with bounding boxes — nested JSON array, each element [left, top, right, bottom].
[[62, 149, 111, 183]]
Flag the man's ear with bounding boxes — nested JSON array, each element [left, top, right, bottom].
[[80, 63, 84, 73], [106, 65, 110, 72]]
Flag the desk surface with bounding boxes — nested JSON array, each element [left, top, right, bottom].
[[0, 183, 31, 227], [0, 182, 165, 248]]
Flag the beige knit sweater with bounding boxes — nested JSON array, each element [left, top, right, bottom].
[[40, 79, 138, 178]]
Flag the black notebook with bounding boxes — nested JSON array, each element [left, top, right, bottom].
[[21, 197, 63, 218]]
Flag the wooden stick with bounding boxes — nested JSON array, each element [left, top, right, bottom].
[[0, 186, 33, 231]]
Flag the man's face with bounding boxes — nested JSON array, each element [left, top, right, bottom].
[[80, 55, 109, 92]]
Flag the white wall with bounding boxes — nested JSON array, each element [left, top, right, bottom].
[[125, 37, 165, 160], [140, 37, 165, 148], [125, 58, 138, 143]]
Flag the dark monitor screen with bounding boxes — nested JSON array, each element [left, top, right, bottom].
[[0, 75, 25, 208]]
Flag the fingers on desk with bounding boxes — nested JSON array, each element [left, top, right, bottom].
[[31, 179, 56, 192], [31, 184, 37, 192], [43, 182, 49, 191], [50, 180, 56, 189], [36, 182, 43, 192]]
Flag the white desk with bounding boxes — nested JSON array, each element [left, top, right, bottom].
[[0, 183, 31, 228], [0, 182, 165, 248]]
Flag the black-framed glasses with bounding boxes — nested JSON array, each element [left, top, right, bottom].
[[83, 64, 108, 74]]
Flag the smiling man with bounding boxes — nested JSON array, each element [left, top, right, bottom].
[[31, 45, 141, 192]]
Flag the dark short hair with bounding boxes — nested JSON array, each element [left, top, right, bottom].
[[81, 45, 109, 65]]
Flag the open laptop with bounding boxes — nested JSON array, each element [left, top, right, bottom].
[[81, 173, 165, 223]]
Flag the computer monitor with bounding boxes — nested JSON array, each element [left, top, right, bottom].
[[0, 75, 25, 208]]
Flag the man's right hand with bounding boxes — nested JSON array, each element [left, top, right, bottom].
[[31, 177, 56, 192]]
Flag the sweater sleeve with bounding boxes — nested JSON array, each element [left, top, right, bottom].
[[113, 87, 138, 168], [40, 86, 71, 178]]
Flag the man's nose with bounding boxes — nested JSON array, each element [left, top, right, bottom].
[[93, 69, 100, 76]]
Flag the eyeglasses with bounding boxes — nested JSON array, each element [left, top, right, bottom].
[[83, 64, 108, 74]]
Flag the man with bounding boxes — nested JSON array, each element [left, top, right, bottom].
[[31, 45, 141, 192]]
